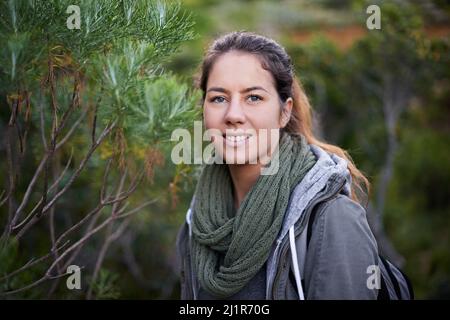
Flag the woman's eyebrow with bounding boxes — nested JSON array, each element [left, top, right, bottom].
[[241, 86, 268, 93], [206, 86, 269, 94], [206, 87, 229, 94]]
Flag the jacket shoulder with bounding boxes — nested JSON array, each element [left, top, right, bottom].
[[304, 194, 379, 299], [315, 194, 368, 226]]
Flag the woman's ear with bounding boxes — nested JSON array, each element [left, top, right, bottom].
[[280, 97, 293, 128]]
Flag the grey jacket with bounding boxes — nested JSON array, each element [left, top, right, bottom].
[[176, 145, 379, 300]]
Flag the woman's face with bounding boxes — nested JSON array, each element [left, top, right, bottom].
[[203, 51, 292, 165]]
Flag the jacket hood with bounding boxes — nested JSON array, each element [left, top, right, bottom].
[[277, 144, 352, 242]]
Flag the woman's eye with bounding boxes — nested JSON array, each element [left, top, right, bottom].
[[247, 95, 262, 103], [210, 96, 226, 103]]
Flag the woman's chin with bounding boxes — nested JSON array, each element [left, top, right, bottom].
[[223, 154, 259, 165]]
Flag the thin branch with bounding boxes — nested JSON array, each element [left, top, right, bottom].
[[52, 204, 104, 250], [112, 168, 128, 214], [11, 198, 43, 231], [87, 218, 130, 300], [12, 151, 73, 231], [39, 88, 48, 150], [115, 199, 158, 219], [51, 159, 113, 250], [15, 116, 24, 156], [19, 91, 32, 158], [100, 159, 113, 202], [115, 201, 130, 216], [8, 153, 49, 230], [14, 121, 116, 239], [0, 190, 6, 207], [60, 207, 103, 271], [35, 70, 80, 229], [43, 121, 116, 213], [1, 267, 79, 296], [9, 75, 80, 228], [3, 170, 149, 296], [2, 275, 49, 296], [2, 112, 18, 241], [61, 165, 139, 271], [109, 218, 130, 242], [91, 100, 99, 144], [55, 106, 89, 150], [101, 170, 144, 206], [86, 169, 129, 300], [49, 158, 63, 282], [2, 200, 125, 296], [0, 240, 70, 283], [48, 149, 74, 194], [45, 211, 123, 280]]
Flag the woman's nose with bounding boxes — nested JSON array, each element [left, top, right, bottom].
[[224, 97, 246, 125]]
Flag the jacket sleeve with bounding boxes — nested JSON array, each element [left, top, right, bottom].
[[303, 195, 379, 299]]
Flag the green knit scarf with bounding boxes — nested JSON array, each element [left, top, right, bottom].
[[191, 132, 317, 298]]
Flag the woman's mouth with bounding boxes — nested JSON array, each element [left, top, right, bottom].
[[223, 133, 251, 147]]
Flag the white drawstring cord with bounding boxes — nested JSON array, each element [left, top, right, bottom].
[[186, 208, 197, 300], [289, 226, 305, 300]]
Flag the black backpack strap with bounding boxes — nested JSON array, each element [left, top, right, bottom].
[[306, 211, 317, 248], [306, 198, 334, 248], [379, 256, 415, 300], [379, 256, 402, 299], [377, 271, 390, 300], [306, 196, 342, 248]]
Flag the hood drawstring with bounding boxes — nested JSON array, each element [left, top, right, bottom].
[[289, 225, 305, 300]]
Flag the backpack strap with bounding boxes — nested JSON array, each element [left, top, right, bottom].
[[377, 271, 390, 300], [379, 256, 415, 300], [306, 206, 319, 248], [379, 256, 402, 299], [306, 200, 329, 248]]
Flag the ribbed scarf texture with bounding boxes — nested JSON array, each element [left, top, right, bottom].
[[191, 132, 317, 298]]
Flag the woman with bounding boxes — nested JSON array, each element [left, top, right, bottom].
[[176, 31, 379, 299]]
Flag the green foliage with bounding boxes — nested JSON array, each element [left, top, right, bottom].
[[124, 76, 202, 144], [386, 129, 450, 298], [92, 67, 202, 173], [0, 239, 19, 292], [0, 239, 46, 298], [0, 0, 200, 299], [0, 0, 201, 158], [89, 269, 121, 299], [0, 0, 195, 64]]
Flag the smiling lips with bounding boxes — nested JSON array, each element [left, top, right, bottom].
[[222, 132, 252, 147]]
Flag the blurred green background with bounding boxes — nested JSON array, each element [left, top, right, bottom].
[[0, 0, 449, 299]]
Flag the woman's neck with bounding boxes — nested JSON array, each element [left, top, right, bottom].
[[227, 163, 262, 209]]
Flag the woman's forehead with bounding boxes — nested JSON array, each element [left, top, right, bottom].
[[207, 51, 276, 91]]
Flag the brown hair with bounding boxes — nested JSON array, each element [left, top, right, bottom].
[[195, 31, 370, 205]]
